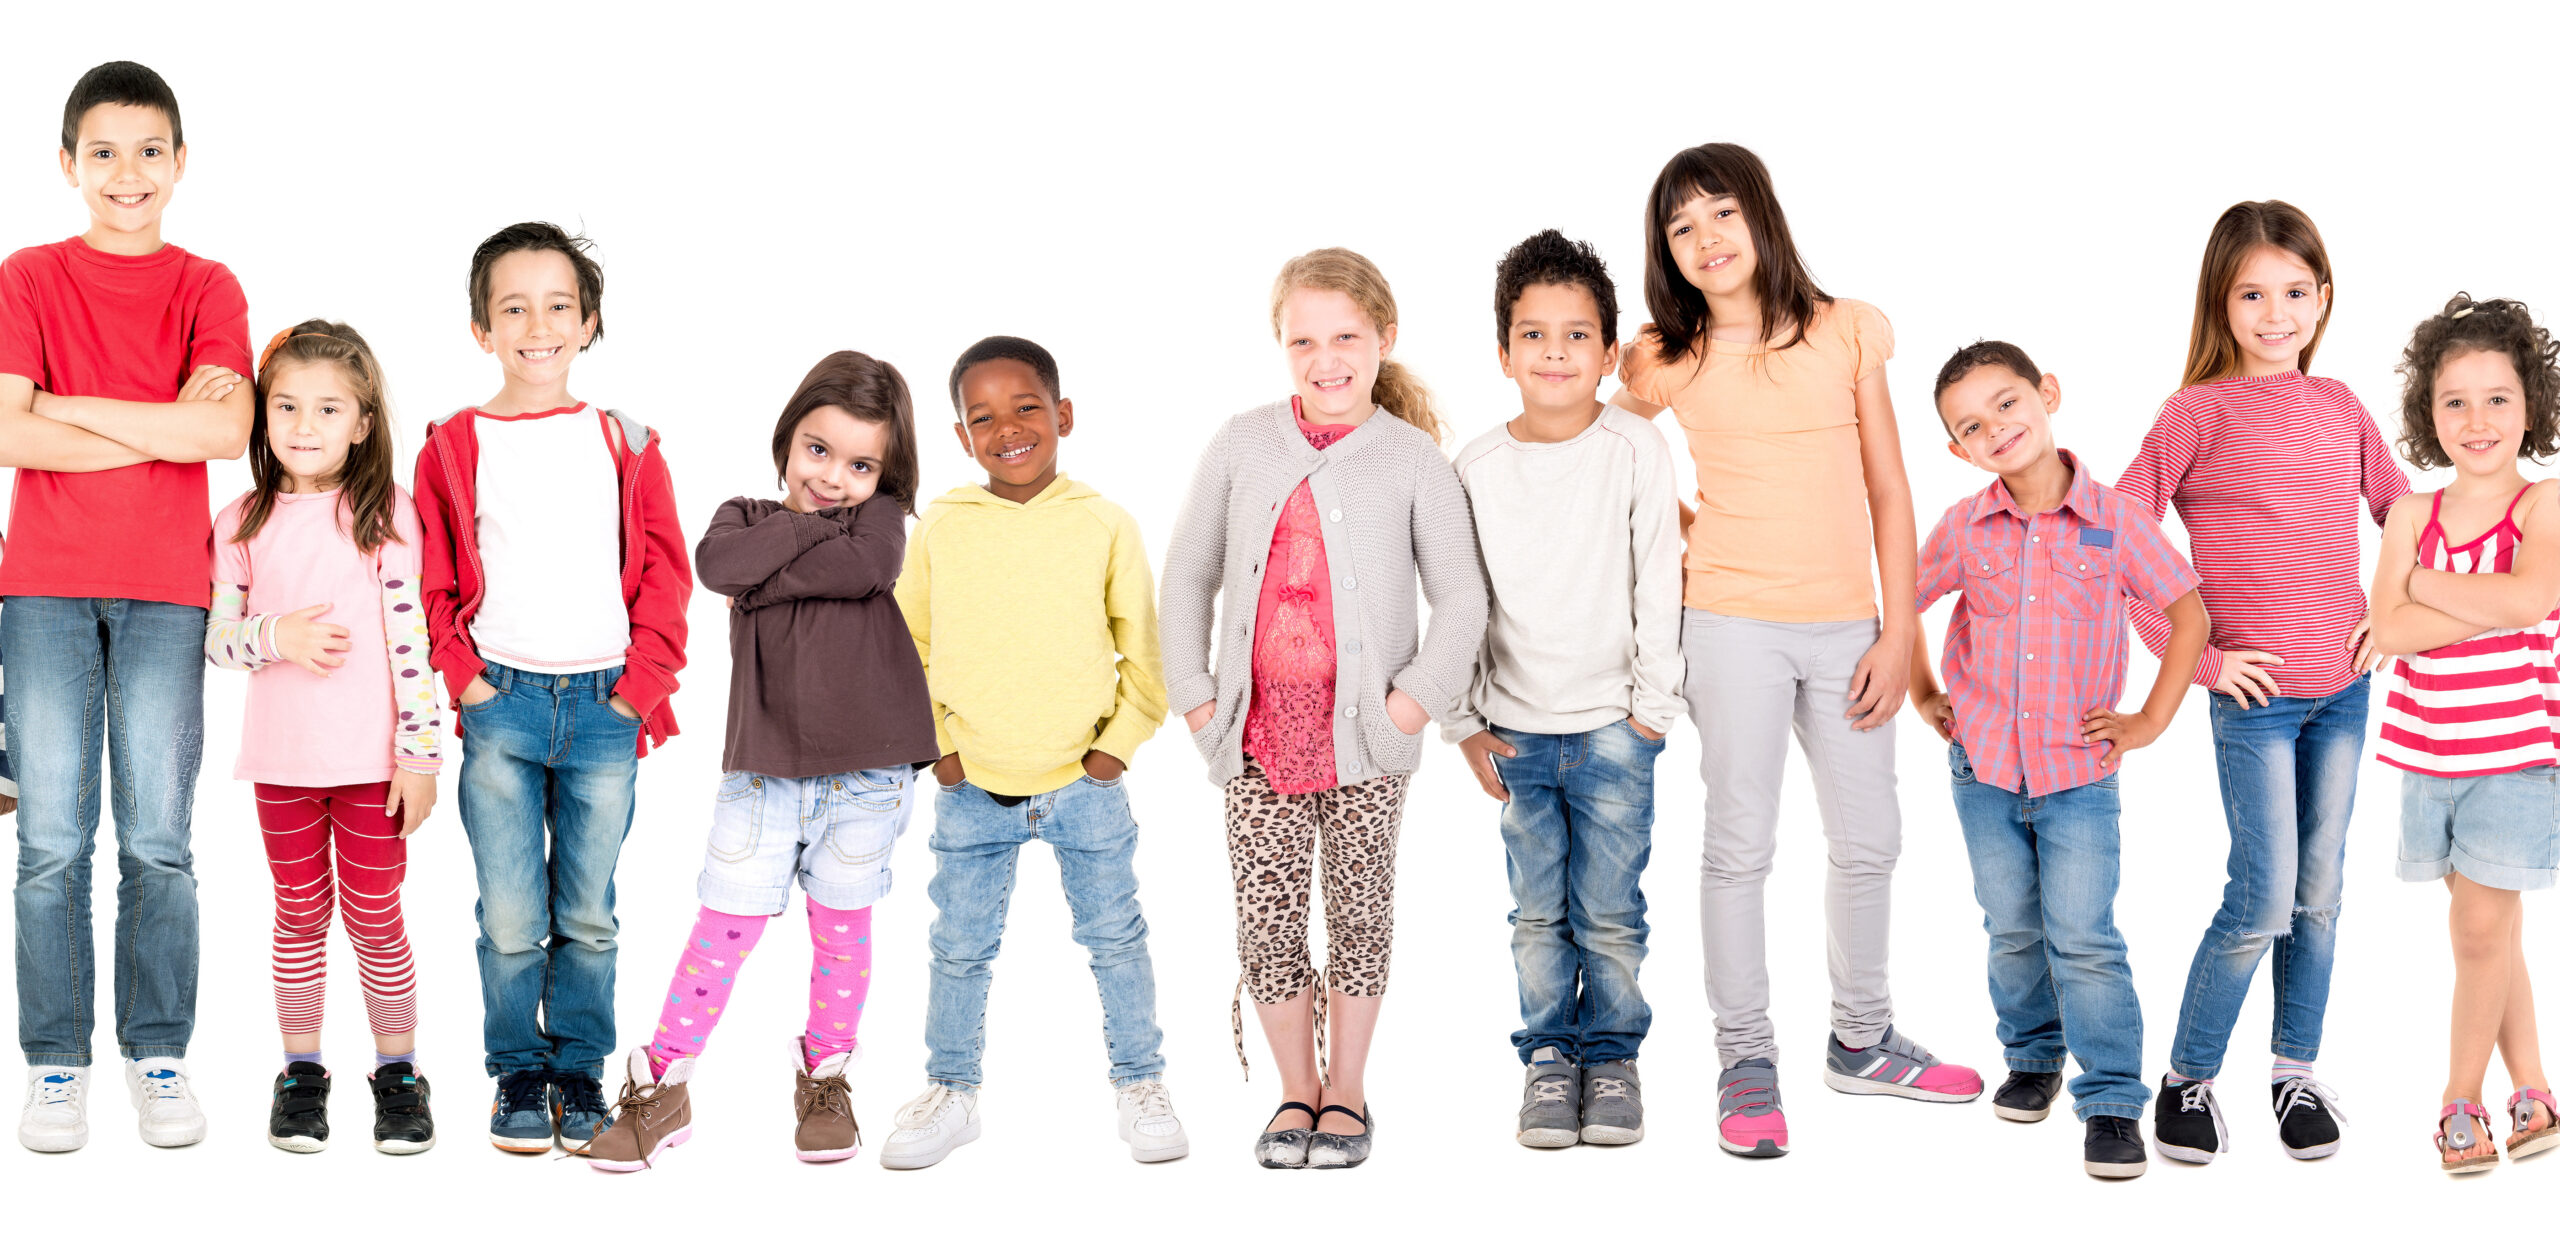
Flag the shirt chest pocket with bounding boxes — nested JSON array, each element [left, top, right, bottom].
[[2049, 547, 2117, 620], [1962, 547, 2020, 617]]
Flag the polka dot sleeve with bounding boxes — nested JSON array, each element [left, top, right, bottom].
[[380, 493, 441, 774]]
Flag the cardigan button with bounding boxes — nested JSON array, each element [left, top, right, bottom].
[[1346, 640, 1361, 655], [1341, 575, 1358, 590], [1328, 508, 1342, 522], [1342, 705, 1358, 719]]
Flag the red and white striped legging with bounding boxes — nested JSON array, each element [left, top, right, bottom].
[[257, 782, 416, 1037]]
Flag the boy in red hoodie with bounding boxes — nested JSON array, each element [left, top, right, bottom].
[[413, 222, 691, 1154]]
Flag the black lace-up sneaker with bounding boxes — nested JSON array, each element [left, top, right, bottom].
[[2153, 1076, 2225, 1164], [2084, 1115, 2149, 1178], [370, 1063, 435, 1154], [268, 1063, 331, 1153], [552, 1070, 611, 1151], [1994, 1070, 2065, 1123], [2271, 1077, 2343, 1160]]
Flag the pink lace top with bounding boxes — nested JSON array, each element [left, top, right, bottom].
[[1242, 409, 1358, 794]]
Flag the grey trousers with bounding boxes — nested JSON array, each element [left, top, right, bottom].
[[1682, 609, 1901, 1066]]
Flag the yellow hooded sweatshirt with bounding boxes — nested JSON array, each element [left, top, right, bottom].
[[894, 478, 1167, 796]]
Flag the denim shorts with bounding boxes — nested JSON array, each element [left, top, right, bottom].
[[697, 767, 917, 914], [2399, 765, 2560, 891]]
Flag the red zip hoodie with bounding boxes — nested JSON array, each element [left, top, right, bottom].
[[414, 404, 691, 756]]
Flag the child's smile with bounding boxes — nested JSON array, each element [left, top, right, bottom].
[[953, 356, 1072, 504], [63, 101, 183, 253], [1279, 287, 1392, 424], [2225, 245, 2326, 376]]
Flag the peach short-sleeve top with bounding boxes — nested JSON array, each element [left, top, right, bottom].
[[1620, 297, 1892, 623]]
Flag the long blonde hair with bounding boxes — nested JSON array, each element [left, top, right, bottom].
[[1268, 247, 1444, 443]]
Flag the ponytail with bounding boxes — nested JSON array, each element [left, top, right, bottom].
[[1369, 359, 1442, 444]]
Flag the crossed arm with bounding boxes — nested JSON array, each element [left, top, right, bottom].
[[0, 365, 250, 471]]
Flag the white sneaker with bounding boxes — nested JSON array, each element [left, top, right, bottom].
[[19, 1066, 90, 1152], [879, 1083, 979, 1170], [125, 1057, 207, 1147], [1114, 1077, 1189, 1162]]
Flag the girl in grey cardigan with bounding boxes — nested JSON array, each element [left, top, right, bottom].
[[1159, 248, 1486, 1169]]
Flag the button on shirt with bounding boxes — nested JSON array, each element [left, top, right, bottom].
[[1916, 451, 2199, 797]]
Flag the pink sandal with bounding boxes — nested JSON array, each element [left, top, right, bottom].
[[2439, 1100, 2500, 1174], [2507, 1089, 2559, 1161]]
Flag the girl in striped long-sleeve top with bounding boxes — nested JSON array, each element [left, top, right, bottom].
[[2117, 201, 2409, 1164], [2368, 295, 2560, 1173]]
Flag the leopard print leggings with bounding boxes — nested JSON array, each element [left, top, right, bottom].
[[1224, 758, 1409, 1077]]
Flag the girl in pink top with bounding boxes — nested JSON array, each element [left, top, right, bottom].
[[2116, 203, 2409, 1163], [2367, 295, 2560, 1172], [207, 321, 441, 1154]]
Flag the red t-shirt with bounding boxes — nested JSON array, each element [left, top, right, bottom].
[[0, 236, 253, 606]]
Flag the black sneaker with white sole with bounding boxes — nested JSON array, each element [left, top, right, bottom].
[[2084, 1115, 2148, 1178], [2152, 1077, 2225, 1164], [1994, 1070, 2064, 1122], [268, 1063, 331, 1152], [370, 1064, 436, 1154], [2271, 1077, 2343, 1160]]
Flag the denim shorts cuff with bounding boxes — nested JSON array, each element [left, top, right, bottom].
[[2397, 857, 2454, 884], [119, 1044, 187, 1062], [2003, 1056, 2067, 1073], [800, 875, 891, 912], [2078, 1101, 2147, 1123], [696, 874, 792, 916], [25, 1051, 91, 1069], [2450, 851, 2559, 892]]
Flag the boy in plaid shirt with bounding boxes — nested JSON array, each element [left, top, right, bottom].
[[1906, 341, 2210, 1179]]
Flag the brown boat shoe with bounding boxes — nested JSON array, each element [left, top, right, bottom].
[[794, 1038, 860, 1162], [583, 1047, 694, 1172]]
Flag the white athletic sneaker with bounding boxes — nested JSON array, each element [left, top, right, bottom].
[[1114, 1078, 1189, 1162], [879, 1083, 979, 1169], [125, 1057, 207, 1147], [19, 1066, 90, 1152]]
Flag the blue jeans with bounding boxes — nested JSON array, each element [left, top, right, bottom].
[[1492, 720, 1661, 1064], [457, 661, 640, 1079], [2170, 674, 2369, 1079], [924, 776, 1163, 1087], [1948, 744, 2145, 1121], [3, 596, 206, 1066]]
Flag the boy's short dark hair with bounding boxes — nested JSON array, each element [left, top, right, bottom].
[[62, 61, 182, 153], [1933, 339, 2044, 406], [1493, 229, 1619, 347], [772, 350, 923, 515], [947, 335, 1061, 411], [468, 222, 606, 348]]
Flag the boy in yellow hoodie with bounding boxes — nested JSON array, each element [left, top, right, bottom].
[[883, 336, 1182, 1169]]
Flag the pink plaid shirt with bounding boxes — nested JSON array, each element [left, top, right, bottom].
[[1918, 451, 2199, 797]]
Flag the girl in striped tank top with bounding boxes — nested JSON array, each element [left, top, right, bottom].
[[2368, 295, 2560, 1173]]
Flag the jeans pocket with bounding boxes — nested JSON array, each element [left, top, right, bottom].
[[1947, 741, 1976, 783], [1086, 772, 1125, 790], [706, 773, 764, 863], [839, 768, 907, 813]]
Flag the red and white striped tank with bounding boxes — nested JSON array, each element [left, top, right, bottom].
[[2377, 485, 2560, 778]]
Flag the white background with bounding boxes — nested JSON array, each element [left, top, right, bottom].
[[5, 1, 2555, 1244]]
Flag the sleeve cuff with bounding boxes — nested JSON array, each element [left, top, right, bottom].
[[933, 710, 958, 758], [1441, 712, 1487, 745], [1165, 673, 1217, 721], [2191, 645, 2224, 690], [1091, 716, 1154, 770], [1392, 666, 1455, 724], [394, 758, 441, 778]]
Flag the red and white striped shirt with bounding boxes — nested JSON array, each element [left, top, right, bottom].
[[2118, 372, 2409, 702], [2377, 487, 2560, 778]]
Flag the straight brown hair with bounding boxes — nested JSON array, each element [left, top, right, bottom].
[[1642, 142, 1830, 368], [237, 319, 400, 554], [2181, 200, 2334, 388], [770, 350, 921, 514]]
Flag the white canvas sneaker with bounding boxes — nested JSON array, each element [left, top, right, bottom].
[[19, 1066, 90, 1152], [125, 1057, 207, 1147], [1114, 1078, 1189, 1162], [879, 1083, 979, 1169]]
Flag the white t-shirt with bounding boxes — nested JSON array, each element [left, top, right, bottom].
[[470, 405, 630, 675]]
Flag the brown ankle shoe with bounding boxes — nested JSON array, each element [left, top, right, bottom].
[[793, 1038, 860, 1162], [583, 1048, 693, 1172]]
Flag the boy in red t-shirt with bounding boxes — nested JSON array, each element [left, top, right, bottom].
[[0, 62, 252, 1154]]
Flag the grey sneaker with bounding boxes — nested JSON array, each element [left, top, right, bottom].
[[1717, 1059, 1787, 1157], [1580, 1060, 1643, 1145], [1518, 1046, 1580, 1148], [1820, 1029, 1983, 1103]]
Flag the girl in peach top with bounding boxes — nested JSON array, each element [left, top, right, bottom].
[[1612, 142, 1979, 1158]]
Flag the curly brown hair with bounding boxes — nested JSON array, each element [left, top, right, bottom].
[[2395, 293, 2560, 469]]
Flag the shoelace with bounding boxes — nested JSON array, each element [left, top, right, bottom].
[[797, 1071, 854, 1122], [1119, 1080, 1176, 1125], [895, 1086, 959, 1131], [1528, 1072, 1575, 1104], [497, 1071, 551, 1115], [1588, 1075, 1631, 1102], [563, 1078, 663, 1163], [2176, 1080, 2231, 1152], [29, 1074, 82, 1110], [2273, 1076, 2349, 1128], [551, 1071, 609, 1117], [135, 1069, 190, 1104]]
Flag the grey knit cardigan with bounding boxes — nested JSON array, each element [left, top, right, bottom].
[[1159, 400, 1489, 787]]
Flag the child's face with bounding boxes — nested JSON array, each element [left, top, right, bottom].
[[1665, 192, 1756, 306], [263, 361, 372, 492], [2225, 245, 2326, 375], [1499, 282, 1617, 411], [1279, 287, 1394, 423], [2431, 347, 2529, 478], [59, 103, 182, 239], [1939, 365, 2060, 478], [953, 358, 1071, 500], [782, 405, 889, 514], [473, 248, 594, 393]]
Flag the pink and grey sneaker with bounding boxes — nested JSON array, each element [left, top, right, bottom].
[[1716, 1059, 1787, 1157], [1821, 1029, 1982, 1103]]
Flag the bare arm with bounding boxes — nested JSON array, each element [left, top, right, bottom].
[[0, 373, 152, 472], [2407, 482, 2560, 630], [35, 362, 251, 464], [1847, 367, 1917, 728], [2369, 493, 2491, 656], [2081, 589, 2211, 768]]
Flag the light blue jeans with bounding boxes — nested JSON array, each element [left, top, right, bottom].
[[1493, 720, 1661, 1064], [457, 660, 641, 1080], [1948, 743, 2145, 1121], [2169, 675, 2369, 1079], [4, 596, 206, 1066], [923, 776, 1163, 1088]]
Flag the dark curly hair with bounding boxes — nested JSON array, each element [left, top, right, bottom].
[[2395, 293, 2560, 469], [1493, 228, 1618, 347]]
